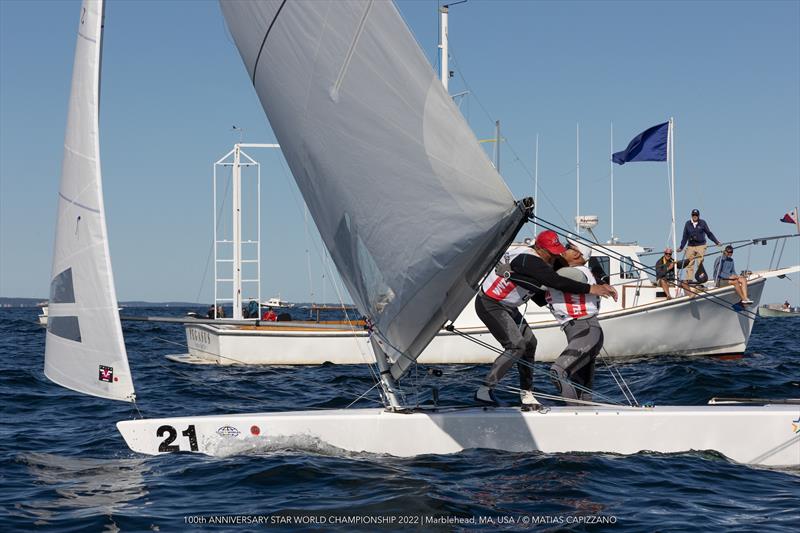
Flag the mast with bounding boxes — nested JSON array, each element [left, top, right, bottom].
[[439, 4, 449, 92], [669, 118, 678, 281], [576, 123, 580, 234], [231, 146, 243, 319], [495, 120, 501, 172], [534, 134, 539, 234], [305, 205, 314, 306]]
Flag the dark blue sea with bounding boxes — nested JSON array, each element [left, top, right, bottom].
[[1, 306, 798, 532]]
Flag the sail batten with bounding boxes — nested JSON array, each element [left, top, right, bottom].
[[44, 0, 134, 403], [221, 0, 525, 381]]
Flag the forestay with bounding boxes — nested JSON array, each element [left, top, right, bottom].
[[221, 0, 527, 381], [44, 0, 135, 402]]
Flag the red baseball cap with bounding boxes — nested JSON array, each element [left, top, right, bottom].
[[534, 230, 567, 255]]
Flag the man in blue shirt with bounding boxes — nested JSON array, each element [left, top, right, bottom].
[[713, 245, 752, 305], [678, 209, 721, 283]]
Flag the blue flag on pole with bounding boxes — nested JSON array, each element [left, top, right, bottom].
[[612, 122, 669, 165]]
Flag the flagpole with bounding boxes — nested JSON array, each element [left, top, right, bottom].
[[534, 134, 539, 235], [795, 206, 800, 235], [610, 121, 614, 242], [669, 117, 678, 283]]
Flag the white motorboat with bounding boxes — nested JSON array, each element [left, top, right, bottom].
[[44, 0, 799, 466], [37, 305, 48, 326], [758, 303, 800, 317], [181, 247, 794, 365], [261, 296, 294, 309]]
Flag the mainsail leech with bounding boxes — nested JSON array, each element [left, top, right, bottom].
[[44, 0, 135, 402], [221, 0, 527, 391]]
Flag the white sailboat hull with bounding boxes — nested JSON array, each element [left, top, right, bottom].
[[116, 403, 800, 466], [182, 279, 765, 365]]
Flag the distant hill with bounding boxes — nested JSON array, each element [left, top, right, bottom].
[[0, 297, 355, 309], [0, 297, 200, 308], [0, 297, 47, 308], [117, 301, 202, 308]]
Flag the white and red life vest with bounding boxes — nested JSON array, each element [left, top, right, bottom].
[[481, 245, 540, 307], [545, 265, 600, 325]]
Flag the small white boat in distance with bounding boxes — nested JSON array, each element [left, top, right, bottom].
[[758, 303, 800, 317], [261, 296, 294, 309], [37, 305, 48, 326]]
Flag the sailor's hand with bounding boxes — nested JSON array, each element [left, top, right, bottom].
[[591, 283, 618, 302], [677, 248, 683, 253], [495, 262, 512, 279]]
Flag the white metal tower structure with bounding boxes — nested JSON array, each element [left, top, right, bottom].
[[213, 143, 279, 319]]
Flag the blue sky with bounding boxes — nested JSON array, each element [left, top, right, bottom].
[[1, 0, 798, 305]]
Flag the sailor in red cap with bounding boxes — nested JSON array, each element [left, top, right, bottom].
[[475, 230, 617, 408]]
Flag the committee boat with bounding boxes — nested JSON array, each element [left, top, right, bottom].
[[45, 0, 798, 466], [181, 244, 795, 365]]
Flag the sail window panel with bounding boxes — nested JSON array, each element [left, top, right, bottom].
[[50, 268, 76, 303], [47, 316, 82, 343]]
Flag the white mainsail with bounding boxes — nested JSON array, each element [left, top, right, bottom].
[[220, 0, 528, 387], [44, 0, 134, 402]]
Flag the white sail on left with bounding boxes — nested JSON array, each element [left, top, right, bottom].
[[44, 0, 135, 402]]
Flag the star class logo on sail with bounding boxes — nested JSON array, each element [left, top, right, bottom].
[[98, 365, 115, 383]]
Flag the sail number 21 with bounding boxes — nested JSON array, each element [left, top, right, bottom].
[[157, 424, 199, 452]]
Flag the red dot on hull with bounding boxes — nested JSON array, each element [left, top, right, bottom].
[[250, 425, 261, 436]]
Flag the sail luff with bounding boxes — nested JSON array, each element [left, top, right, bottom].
[[221, 0, 526, 383], [44, 0, 135, 402]]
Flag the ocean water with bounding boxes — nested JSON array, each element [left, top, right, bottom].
[[1, 306, 798, 532]]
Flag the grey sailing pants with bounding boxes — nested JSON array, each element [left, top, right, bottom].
[[475, 292, 536, 391], [550, 316, 603, 405]]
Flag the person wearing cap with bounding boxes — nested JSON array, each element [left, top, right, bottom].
[[712, 245, 752, 305], [653, 248, 692, 299], [543, 238, 607, 405], [475, 230, 617, 408], [678, 209, 721, 283]]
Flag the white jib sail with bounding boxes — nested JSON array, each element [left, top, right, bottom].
[[44, 0, 135, 402], [221, 0, 527, 382]]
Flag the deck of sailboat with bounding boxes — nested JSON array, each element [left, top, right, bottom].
[[235, 320, 367, 332], [116, 402, 800, 466]]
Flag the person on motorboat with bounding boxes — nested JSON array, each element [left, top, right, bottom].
[[677, 208, 721, 283], [712, 245, 752, 305], [546, 238, 606, 406], [262, 307, 278, 321], [474, 230, 617, 408], [655, 248, 691, 299]]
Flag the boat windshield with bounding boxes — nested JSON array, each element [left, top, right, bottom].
[[620, 256, 641, 280]]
